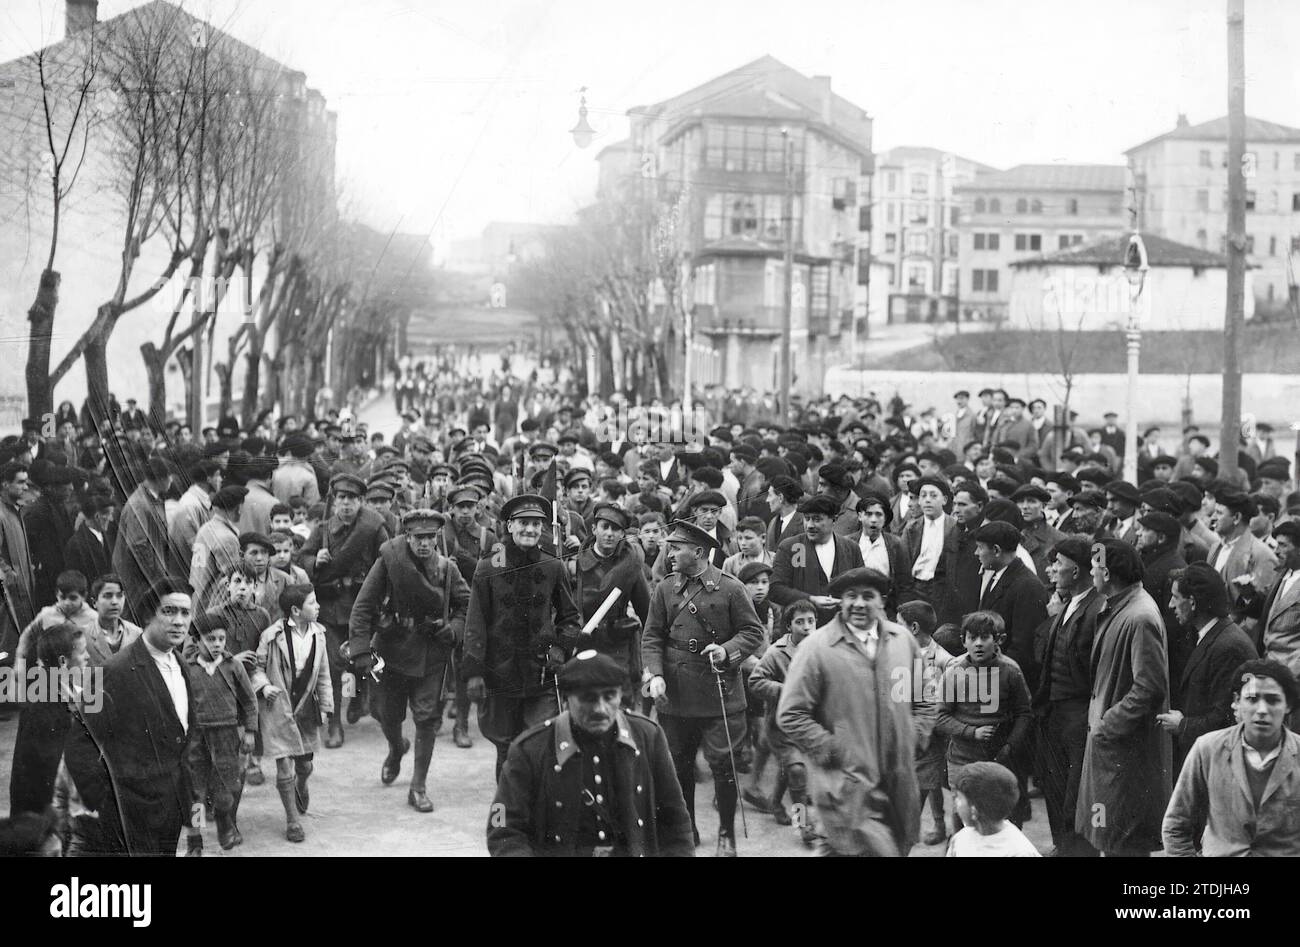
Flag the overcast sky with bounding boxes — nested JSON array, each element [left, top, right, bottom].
[[4, 0, 1299, 252]]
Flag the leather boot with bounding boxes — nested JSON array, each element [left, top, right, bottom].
[[216, 812, 237, 850], [277, 776, 305, 842], [325, 713, 344, 749], [381, 737, 411, 785], [407, 724, 436, 813], [186, 834, 203, 857], [294, 757, 314, 814]]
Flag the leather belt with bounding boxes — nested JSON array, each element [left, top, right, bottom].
[[667, 639, 704, 654]]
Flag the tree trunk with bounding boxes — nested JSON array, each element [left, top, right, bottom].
[[140, 341, 168, 425], [26, 269, 60, 419], [177, 347, 194, 424], [214, 361, 233, 421], [83, 333, 111, 427], [240, 329, 266, 429]]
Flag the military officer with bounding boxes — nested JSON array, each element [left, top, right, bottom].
[[463, 493, 582, 778], [300, 472, 390, 747], [642, 520, 765, 856], [349, 509, 471, 812], [488, 650, 694, 856]]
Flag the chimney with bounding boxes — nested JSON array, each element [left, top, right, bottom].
[[1175, 112, 1189, 128], [66, 0, 98, 36], [812, 74, 833, 125]]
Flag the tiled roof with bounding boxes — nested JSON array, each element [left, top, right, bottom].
[[1009, 232, 1231, 269], [876, 146, 999, 174], [1126, 115, 1300, 153], [953, 163, 1126, 193], [631, 55, 871, 154]]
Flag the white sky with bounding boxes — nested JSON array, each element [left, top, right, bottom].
[[4, 0, 1299, 252]]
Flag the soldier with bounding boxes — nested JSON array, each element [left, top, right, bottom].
[[300, 473, 391, 748], [563, 468, 596, 528], [488, 649, 694, 856], [443, 484, 495, 749], [642, 520, 765, 856], [573, 503, 650, 702], [349, 509, 470, 812], [462, 494, 582, 778]]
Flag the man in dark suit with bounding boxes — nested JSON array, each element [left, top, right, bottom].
[[1099, 411, 1126, 458], [64, 495, 116, 585], [64, 576, 197, 855], [973, 520, 1049, 691], [1158, 563, 1257, 772], [764, 475, 804, 552], [950, 483, 989, 624], [769, 495, 864, 626], [1034, 537, 1104, 857], [24, 466, 77, 608]]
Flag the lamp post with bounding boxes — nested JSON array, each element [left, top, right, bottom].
[[1122, 231, 1149, 484], [569, 89, 595, 149]]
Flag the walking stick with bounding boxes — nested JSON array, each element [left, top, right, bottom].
[[713, 658, 748, 839]]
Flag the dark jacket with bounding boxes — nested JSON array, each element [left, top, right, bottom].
[[765, 510, 804, 552], [573, 540, 650, 677], [641, 563, 765, 717], [24, 495, 76, 607], [300, 507, 390, 627], [1141, 538, 1188, 677], [1170, 617, 1257, 770], [1033, 589, 1105, 708], [64, 637, 197, 855], [1021, 518, 1065, 586], [951, 517, 986, 623], [769, 532, 865, 626], [977, 558, 1049, 693], [900, 513, 961, 623], [179, 641, 259, 731], [461, 544, 581, 697], [63, 522, 114, 591], [488, 710, 694, 856], [350, 536, 471, 678]]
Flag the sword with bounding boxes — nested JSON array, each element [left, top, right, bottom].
[[713, 657, 748, 839]]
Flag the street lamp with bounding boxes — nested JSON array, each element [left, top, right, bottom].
[[1121, 231, 1149, 484], [569, 90, 595, 149]]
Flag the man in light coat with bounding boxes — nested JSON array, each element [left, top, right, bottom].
[[1076, 539, 1172, 856], [778, 567, 929, 857], [1163, 659, 1300, 856], [1244, 521, 1300, 675], [169, 459, 221, 573]]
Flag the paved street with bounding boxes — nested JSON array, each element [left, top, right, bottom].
[[0, 700, 1054, 857]]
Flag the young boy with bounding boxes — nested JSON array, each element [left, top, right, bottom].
[[181, 618, 258, 853], [947, 761, 1041, 856], [202, 562, 272, 786], [934, 611, 1033, 832], [12, 571, 97, 681], [722, 516, 773, 578], [288, 497, 312, 539], [269, 503, 295, 535], [899, 600, 953, 846], [748, 599, 818, 844], [735, 560, 775, 787], [9, 622, 87, 817], [270, 530, 310, 585], [83, 574, 142, 666], [635, 513, 666, 584]]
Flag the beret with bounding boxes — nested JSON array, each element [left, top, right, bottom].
[[689, 490, 726, 511], [737, 560, 774, 584], [971, 520, 1021, 552], [1138, 511, 1180, 538], [1068, 491, 1106, 510], [826, 567, 890, 598], [730, 445, 759, 464], [1105, 480, 1140, 504], [1050, 537, 1093, 569], [818, 463, 851, 489], [211, 485, 248, 511], [558, 649, 626, 694], [1010, 484, 1051, 503]]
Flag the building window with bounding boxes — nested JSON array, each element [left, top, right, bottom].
[[1246, 234, 1255, 254], [1196, 229, 1207, 249], [1058, 234, 1071, 249], [1015, 198, 1028, 213], [974, 233, 985, 250], [906, 233, 929, 255], [1270, 235, 1277, 256], [971, 269, 999, 293], [1246, 191, 1256, 211], [886, 202, 896, 224], [1196, 190, 1209, 211], [910, 173, 929, 195], [906, 264, 928, 292], [909, 202, 929, 224], [730, 198, 758, 235], [858, 206, 871, 232], [1294, 193, 1300, 212], [1295, 153, 1300, 171], [1199, 149, 1212, 168], [974, 197, 986, 213], [704, 192, 801, 241], [1014, 233, 1042, 252], [704, 123, 802, 174], [989, 198, 1001, 214], [950, 206, 960, 226], [1066, 198, 1079, 215], [885, 172, 898, 193], [947, 233, 959, 256], [884, 233, 897, 253], [1031, 199, 1043, 214]]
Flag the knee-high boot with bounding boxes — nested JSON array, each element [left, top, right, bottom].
[[277, 775, 304, 842], [408, 722, 437, 813]]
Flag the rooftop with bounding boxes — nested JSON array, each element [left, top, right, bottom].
[[1010, 231, 1232, 269], [876, 146, 999, 174], [1126, 114, 1300, 153], [954, 163, 1126, 193]]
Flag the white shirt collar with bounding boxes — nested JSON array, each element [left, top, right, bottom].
[[143, 636, 177, 666], [1244, 738, 1284, 771], [1197, 618, 1218, 644]]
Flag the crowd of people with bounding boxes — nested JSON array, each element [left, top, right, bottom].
[[1, 368, 1298, 858]]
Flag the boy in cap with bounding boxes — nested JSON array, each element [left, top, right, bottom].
[[488, 650, 693, 856]]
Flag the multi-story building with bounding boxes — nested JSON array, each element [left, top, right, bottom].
[[953, 164, 1127, 321], [870, 147, 996, 323], [1125, 114, 1300, 315], [624, 55, 872, 394]]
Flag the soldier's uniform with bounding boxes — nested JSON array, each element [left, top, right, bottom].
[[462, 494, 581, 777], [573, 504, 650, 701], [300, 473, 390, 747], [350, 511, 470, 812], [444, 485, 497, 747], [641, 521, 764, 853], [488, 651, 694, 857]]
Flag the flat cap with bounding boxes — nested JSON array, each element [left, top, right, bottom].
[[329, 472, 365, 496], [365, 482, 395, 501], [737, 560, 774, 584], [1105, 480, 1140, 504], [592, 503, 629, 530], [429, 463, 458, 479], [826, 567, 890, 598], [1138, 511, 1180, 539], [558, 649, 625, 694]]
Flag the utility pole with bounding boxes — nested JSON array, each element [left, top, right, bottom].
[[1220, 0, 1246, 484], [779, 129, 795, 422]]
